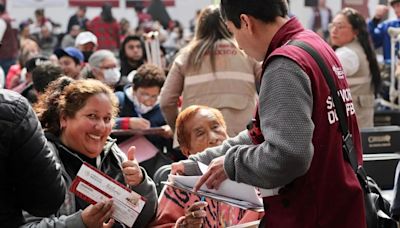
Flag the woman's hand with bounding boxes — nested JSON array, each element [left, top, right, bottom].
[[81, 199, 114, 228], [122, 146, 144, 187], [175, 201, 208, 228], [129, 117, 150, 130]]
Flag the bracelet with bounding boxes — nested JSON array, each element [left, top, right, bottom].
[[121, 117, 130, 129]]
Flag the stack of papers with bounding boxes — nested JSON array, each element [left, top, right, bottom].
[[166, 162, 264, 211]]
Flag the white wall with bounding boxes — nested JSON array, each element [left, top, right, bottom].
[[6, 0, 213, 33]]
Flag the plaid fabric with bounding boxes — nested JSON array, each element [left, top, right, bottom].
[[87, 16, 120, 50]]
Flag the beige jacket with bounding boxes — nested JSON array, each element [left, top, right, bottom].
[[338, 39, 375, 128], [160, 39, 260, 137]]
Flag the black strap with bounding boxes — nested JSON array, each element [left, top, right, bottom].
[[288, 40, 359, 172]]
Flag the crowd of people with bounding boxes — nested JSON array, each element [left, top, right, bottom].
[[3, 0, 400, 227]]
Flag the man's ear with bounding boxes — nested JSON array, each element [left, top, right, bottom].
[[240, 14, 255, 34]]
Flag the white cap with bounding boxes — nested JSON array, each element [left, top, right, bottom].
[[75, 31, 98, 46]]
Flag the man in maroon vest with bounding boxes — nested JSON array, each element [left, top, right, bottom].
[[0, 3, 18, 75], [171, 0, 366, 227]]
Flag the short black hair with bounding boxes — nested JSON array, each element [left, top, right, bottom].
[[120, 35, 145, 61], [35, 8, 45, 17], [220, 0, 288, 28], [0, 4, 5, 14], [32, 63, 63, 93], [79, 6, 87, 11]]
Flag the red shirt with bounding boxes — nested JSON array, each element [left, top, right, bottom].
[[87, 16, 120, 51], [5, 64, 21, 89]]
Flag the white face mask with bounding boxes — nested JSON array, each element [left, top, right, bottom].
[[132, 94, 156, 114], [103, 68, 121, 86], [137, 102, 155, 114]]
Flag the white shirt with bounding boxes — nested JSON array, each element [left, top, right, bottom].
[[335, 46, 360, 76]]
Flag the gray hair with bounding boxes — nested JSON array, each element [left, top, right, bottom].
[[88, 50, 116, 68]]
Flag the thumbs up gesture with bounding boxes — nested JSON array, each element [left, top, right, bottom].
[[122, 146, 143, 187]]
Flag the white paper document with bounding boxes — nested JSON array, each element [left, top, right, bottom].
[[169, 162, 264, 207], [70, 163, 146, 227]]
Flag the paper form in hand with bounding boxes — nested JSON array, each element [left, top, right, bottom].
[[70, 162, 146, 227], [199, 161, 281, 198], [169, 162, 263, 207]]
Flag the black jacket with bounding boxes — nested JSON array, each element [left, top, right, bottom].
[[0, 90, 66, 227], [67, 14, 88, 33]]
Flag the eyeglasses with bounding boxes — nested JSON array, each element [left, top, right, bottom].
[[137, 91, 159, 101], [328, 23, 352, 31]]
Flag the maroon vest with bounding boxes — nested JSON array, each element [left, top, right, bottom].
[[0, 14, 18, 60], [250, 18, 366, 228]]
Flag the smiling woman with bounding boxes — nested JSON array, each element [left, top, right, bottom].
[[58, 79, 119, 157], [26, 77, 158, 228]]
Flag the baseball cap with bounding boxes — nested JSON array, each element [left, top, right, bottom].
[[25, 56, 50, 73], [54, 47, 84, 64], [75, 31, 98, 46]]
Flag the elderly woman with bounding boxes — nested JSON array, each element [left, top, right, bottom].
[[151, 105, 262, 227], [83, 49, 126, 90], [329, 8, 381, 128], [22, 77, 157, 228]]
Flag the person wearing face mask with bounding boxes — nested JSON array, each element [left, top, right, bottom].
[[82, 49, 124, 90], [74, 31, 98, 63], [114, 64, 175, 177]]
